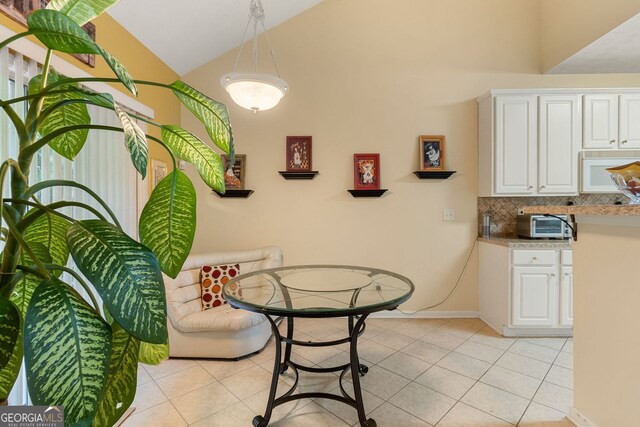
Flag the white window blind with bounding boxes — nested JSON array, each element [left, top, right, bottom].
[[1, 47, 148, 405]]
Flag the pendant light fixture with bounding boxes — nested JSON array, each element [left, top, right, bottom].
[[220, 0, 288, 113]]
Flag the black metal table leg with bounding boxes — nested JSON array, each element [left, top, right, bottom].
[[252, 315, 283, 427], [350, 314, 376, 427], [280, 316, 294, 374]]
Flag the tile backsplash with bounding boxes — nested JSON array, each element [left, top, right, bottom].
[[478, 194, 624, 236]]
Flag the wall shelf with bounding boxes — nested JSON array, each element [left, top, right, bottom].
[[414, 171, 456, 179], [278, 171, 319, 180], [213, 189, 254, 198], [348, 189, 388, 198]]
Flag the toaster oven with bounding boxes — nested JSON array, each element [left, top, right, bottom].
[[516, 214, 571, 239]]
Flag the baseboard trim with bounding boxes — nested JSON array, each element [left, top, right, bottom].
[[369, 310, 479, 319], [114, 407, 136, 427], [502, 326, 573, 337], [567, 407, 599, 427]]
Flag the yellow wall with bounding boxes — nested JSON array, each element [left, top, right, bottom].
[[182, 0, 640, 313], [572, 221, 640, 427], [540, 0, 640, 72], [0, 12, 180, 167]]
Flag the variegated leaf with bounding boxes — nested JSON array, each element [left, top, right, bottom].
[[29, 70, 90, 160], [161, 125, 225, 192], [24, 278, 112, 426], [22, 210, 71, 271], [97, 48, 137, 96], [139, 171, 196, 278], [28, 10, 137, 96], [94, 322, 139, 427], [67, 220, 167, 344], [115, 103, 147, 177], [0, 296, 20, 371], [0, 328, 22, 400], [28, 9, 101, 54], [46, 0, 119, 26], [138, 341, 169, 365], [170, 81, 233, 154]]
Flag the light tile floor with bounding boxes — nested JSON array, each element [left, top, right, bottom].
[[121, 318, 575, 427]]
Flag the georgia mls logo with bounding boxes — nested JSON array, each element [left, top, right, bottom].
[[0, 405, 64, 427]]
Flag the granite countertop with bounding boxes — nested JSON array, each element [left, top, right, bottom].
[[478, 236, 572, 248], [519, 204, 640, 216]]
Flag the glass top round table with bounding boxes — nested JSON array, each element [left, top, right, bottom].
[[222, 264, 414, 317]]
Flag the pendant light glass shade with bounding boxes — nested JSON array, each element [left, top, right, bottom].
[[221, 0, 288, 113], [220, 72, 288, 112]]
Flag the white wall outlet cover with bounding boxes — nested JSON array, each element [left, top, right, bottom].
[[178, 160, 187, 170], [443, 209, 455, 221]]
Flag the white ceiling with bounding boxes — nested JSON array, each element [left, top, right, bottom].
[[108, 0, 324, 76], [548, 13, 640, 74]]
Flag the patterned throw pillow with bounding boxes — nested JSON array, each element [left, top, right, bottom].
[[201, 264, 241, 310]]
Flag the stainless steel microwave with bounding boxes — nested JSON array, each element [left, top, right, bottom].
[[517, 214, 571, 239]]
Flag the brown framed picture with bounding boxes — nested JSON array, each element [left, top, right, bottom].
[[419, 135, 446, 171], [286, 136, 312, 172], [353, 153, 380, 190], [221, 154, 246, 190], [150, 159, 167, 188]]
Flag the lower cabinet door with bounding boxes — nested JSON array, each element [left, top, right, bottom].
[[559, 266, 574, 326], [511, 266, 558, 326]]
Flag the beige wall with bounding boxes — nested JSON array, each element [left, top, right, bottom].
[[572, 221, 640, 427], [182, 0, 640, 313], [540, 0, 640, 72]]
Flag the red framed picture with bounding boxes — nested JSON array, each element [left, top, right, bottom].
[[286, 136, 312, 172], [353, 153, 380, 190]]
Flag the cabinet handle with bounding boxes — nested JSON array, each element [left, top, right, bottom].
[[622, 140, 628, 145], [610, 139, 616, 144], [550, 273, 556, 277], [528, 185, 534, 190], [564, 272, 573, 277], [540, 185, 546, 189]]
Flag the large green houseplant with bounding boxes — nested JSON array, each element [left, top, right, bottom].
[[0, 1, 233, 425]]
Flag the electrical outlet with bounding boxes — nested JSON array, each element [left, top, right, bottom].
[[443, 209, 455, 221]]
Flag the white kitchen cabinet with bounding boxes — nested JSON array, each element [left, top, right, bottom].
[[478, 92, 578, 196], [479, 241, 573, 337], [583, 93, 640, 149], [538, 95, 580, 194]]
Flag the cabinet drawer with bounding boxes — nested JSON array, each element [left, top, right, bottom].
[[512, 250, 556, 265], [561, 250, 572, 265]]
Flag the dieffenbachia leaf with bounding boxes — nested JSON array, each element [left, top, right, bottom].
[[0, 326, 22, 400], [27, 10, 137, 96], [24, 278, 112, 426], [22, 211, 71, 272], [0, 296, 20, 371], [139, 170, 196, 278], [67, 220, 167, 343], [94, 322, 139, 427], [161, 125, 225, 192], [114, 103, 147, 178], [170, 81, 233, 154], [46, 0, 119, 26], [138, 341, 169, 365], [29, 70, 90, 160]]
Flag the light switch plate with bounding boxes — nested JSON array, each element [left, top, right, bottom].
[[443, 209, 455, 221]]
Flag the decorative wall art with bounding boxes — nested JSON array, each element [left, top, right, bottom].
[[0, 0, 97, 67], [419, 135, 446, 171], [222, 154, 247, 190], [151, 159, 167, 188], [286, 136, 312, 172], [353, 153, 380, 190]]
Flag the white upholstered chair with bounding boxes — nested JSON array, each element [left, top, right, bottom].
[[163, 246, 283, 359]]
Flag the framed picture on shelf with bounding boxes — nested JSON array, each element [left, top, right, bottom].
[[286, 136, 312, 172], [222, 154, 246, 190], [419, 135, 446, 171], [353, 153, 380, 190], [151, 159, 168, 188]]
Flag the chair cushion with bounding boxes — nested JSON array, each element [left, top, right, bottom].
[[176, 303, 267, 332], [201, 264, 241, 310]]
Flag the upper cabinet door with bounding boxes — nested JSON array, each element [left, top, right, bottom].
[[619, 94, 640, 149], [494, 96, 537, 195], [583, 94, 618, 149], [538, 95, 580, 195]]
